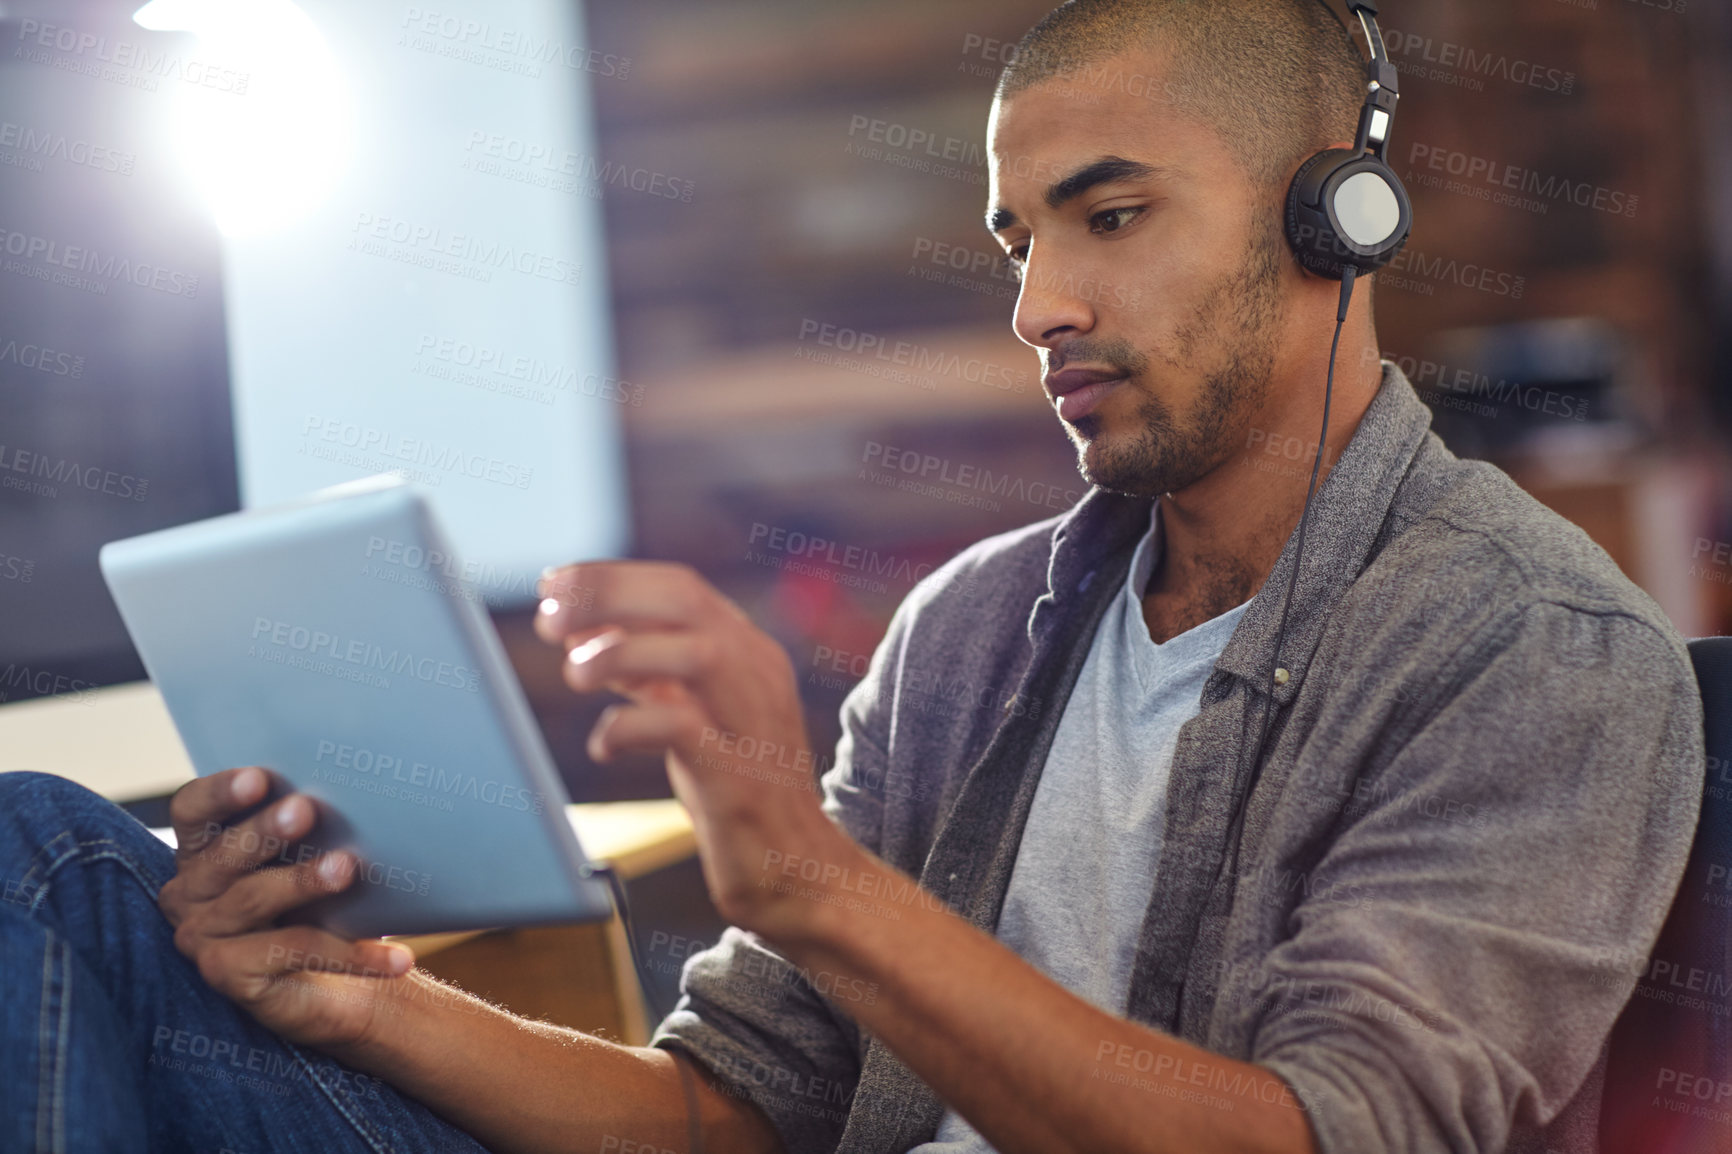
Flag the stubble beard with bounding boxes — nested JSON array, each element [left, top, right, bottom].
[[1070, 209, 1287, 500]]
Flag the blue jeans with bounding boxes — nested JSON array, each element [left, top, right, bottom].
[[0, 771, 494, 1153]]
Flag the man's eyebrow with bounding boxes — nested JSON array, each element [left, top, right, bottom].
[[1046, 156, 1166, 209], [985, 156, 1171, 233]]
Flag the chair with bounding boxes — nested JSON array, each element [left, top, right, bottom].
[[1600, 637, 1732, 1153]]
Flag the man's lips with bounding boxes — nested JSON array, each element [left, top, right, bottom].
[[1045, 368, 1127, 422]]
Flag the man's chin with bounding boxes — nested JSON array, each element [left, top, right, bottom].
[[1075, 446, 1164, 500], [1070, 429, 1199, 499]]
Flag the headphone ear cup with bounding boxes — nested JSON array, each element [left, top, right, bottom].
[[1285, 148, 1412, 280], [1286, 149, 1355, 279]]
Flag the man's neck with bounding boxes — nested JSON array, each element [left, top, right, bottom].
[[1141, 328, 1383, 646]]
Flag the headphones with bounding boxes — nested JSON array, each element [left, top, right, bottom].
[[1205, 1, 1415, 926], [1284, 1, 1412, 279]]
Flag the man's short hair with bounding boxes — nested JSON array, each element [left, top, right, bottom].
[[996, 0, 1369, 187]]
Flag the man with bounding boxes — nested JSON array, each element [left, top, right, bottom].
[[0, 1, 1703, 1152]]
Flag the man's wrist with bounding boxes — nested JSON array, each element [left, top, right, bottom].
[[746, 824, 907, 959], [319, 968, 465, 1074]]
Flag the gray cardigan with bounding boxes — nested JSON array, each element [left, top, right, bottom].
[[652, 363, 1705, 1154]]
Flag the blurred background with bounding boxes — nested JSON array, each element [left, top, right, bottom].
[[1, 0, 1730, 811]]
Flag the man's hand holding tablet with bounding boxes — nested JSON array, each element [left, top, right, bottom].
[[158, 765, 417, 1052], [155, 554, 857, 1054], [106, 482, 888, 1150]]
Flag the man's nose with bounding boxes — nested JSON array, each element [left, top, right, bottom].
[[1012, 256, 1096, 349]]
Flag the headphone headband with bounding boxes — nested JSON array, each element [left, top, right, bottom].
[[1349, 8, 1400, 162]]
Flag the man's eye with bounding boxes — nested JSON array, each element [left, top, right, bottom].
[[1005, 249, 1028, 281], [1090, 207, 1142, 235]]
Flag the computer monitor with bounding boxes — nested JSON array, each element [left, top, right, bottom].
[[0, 0, 629, 702]]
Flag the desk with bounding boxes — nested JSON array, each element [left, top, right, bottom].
[[0, 681, 193, 802], [0, 681, 701, 1044]]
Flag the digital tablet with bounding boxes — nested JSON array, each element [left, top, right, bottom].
[[99, 473, 615, 937]]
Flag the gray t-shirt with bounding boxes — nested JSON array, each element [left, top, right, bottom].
[[915, 502, 1250, 1152]]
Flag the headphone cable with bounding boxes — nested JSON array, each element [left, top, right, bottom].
[[1219, 265, 1357, 885], [578, 860, 673, 1022]]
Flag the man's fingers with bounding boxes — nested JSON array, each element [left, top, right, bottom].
[[563, 630, 720, 695], [195, 926, 414, 1006], [536, 561, 733, 644], [588, 701, 708, 762], [171, 793, 321, 902], [549, 623, 617, 654], [197, 850, 359, 938], [169, 766, 272, 852]]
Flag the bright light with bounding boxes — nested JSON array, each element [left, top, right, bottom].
[[134, 0, 350, 237]]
